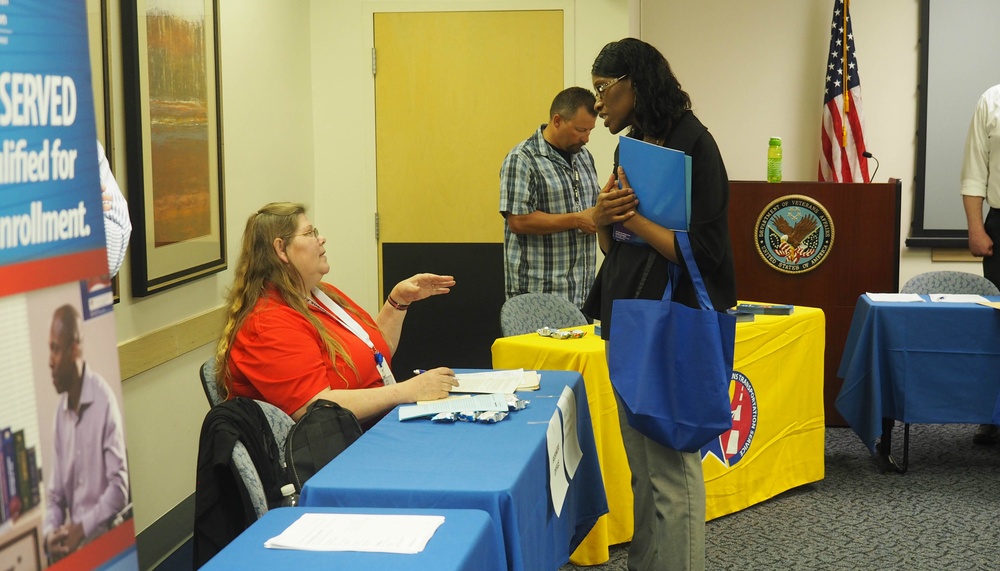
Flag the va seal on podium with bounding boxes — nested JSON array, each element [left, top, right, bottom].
[[754, 195, 834, 274]]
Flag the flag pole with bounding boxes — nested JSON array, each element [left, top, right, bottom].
[[842, 0, 849, 148]]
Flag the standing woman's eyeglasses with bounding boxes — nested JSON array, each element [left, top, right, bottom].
[[299, 227, 320, 239], [595, 74, 628, 101]]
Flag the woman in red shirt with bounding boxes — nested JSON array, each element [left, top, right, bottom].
[[215, 202, 458, 425]]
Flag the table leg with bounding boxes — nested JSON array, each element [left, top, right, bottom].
[[876, 418, 907, 474]]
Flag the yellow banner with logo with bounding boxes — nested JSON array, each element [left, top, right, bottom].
[[702, 305, 826, 519]]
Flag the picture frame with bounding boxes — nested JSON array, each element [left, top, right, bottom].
[[86, 0, 121, 302], [120, 0, 227, 296], [87, 0, 112, 153], [0, 528, 41, 571]]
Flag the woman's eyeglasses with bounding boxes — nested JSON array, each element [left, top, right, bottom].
[[596, 74, 628, 101]]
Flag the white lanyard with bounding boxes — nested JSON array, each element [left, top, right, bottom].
[[309, 287, 396, 385]]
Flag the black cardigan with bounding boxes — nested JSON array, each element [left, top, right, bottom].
[[585, 111, 737, 337], [193, 398, 286, 568]]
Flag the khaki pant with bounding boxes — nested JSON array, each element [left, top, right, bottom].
[[608, 341, 706, 571]]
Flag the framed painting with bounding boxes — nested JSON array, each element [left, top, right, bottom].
[[121, 0, 226, 296], [87, 0, 112, 150]]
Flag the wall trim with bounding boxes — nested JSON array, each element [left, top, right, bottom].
[[136, 493, 194, 570], [118, 306, 225, 380]]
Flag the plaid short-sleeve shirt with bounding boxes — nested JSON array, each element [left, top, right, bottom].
[[499, 125, 600, 310]]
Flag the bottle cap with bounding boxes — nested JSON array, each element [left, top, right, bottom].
[[769, 137, 781, 146], [280, 483, 296, 497]]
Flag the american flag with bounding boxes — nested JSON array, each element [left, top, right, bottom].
[[819, 0, 870, 183]]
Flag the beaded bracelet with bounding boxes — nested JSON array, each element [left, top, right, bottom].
[[386, 296, 410, 311]]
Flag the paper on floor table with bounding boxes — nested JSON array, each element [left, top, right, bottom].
[[263, 513, 445, 553], [929, 293, 989, 303], [865, 293, 925, 302]]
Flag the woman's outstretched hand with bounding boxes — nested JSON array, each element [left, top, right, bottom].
[[392, 274, 456, 304]]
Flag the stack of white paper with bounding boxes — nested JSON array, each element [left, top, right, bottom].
[[865, 293, 925, 302], [517, 371, 541, 391], [264, 513, 445, 554]]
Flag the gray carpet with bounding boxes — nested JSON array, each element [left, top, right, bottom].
[[560, 423, 1000, 571]]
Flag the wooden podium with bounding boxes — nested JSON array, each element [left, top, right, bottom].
[[728, 180, 900, 425]]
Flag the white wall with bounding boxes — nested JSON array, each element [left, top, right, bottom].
[[638, 0, 978, 285]]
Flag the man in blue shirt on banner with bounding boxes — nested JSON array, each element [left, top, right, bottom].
[[44, 304, 129, 562]]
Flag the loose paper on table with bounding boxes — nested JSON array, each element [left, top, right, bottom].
[[556, 385, 583, 478], [929, 293, 989, 303], [263, 513, 445, 553], [453, 369, 525, 394], [865, 293, 925, 302], [546, 413, 569, 517], [399, 393, 508, 421]]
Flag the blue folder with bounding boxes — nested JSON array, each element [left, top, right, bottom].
[[612, 136, 692, 242]]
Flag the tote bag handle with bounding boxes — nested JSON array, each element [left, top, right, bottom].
[[662, 233, 713, 311]]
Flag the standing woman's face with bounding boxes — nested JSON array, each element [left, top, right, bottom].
[[593, 74, 635, 135]]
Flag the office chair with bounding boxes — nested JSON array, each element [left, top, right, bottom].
[[900, 271, 1000, 296], [197, 357, 295, 516], [233, 400, 294, 517], [194, 398, 294, 566], [500, 293, 588, 337], [200, 357, 225, 407], [882, 271, 1000, 472]]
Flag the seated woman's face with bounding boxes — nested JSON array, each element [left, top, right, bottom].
[[284, 214, 329, 289]]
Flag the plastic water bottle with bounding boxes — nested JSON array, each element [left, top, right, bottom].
[[767, 137, 782, 183], [279, 483, 299, 507]]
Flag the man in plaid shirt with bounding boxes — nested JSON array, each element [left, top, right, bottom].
[[500, 87, 601, 310]]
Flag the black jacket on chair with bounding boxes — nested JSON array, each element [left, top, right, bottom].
[[193, 397, 286, 568]]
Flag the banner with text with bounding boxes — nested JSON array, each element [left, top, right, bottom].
[[0, 1, 137, 570], [1, 0, 108, 296]]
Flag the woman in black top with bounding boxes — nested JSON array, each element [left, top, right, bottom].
[[584, 38, 736, 571]]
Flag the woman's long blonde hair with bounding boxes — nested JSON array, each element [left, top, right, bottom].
[[214, 202, 370, 399]]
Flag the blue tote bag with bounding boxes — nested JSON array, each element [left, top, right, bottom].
[[608, 233, 736, 452]]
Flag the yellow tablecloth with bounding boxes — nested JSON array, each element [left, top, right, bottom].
[[491, 305, 826, 566]]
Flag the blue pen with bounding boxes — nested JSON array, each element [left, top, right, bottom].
[[413, 369, 427, 375]]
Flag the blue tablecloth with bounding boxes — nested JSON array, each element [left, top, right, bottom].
[[300, 370, 608, 571], [199, 507, 503, 571], [836, 294, 1000, 450]]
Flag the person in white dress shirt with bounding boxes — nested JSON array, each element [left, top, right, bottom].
[[960, 83, 1000, 445], [97, 141, 131, 277]]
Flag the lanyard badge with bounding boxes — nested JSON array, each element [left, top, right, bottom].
[[311, 287, 397, 386], [374, 351, 396, 385]]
